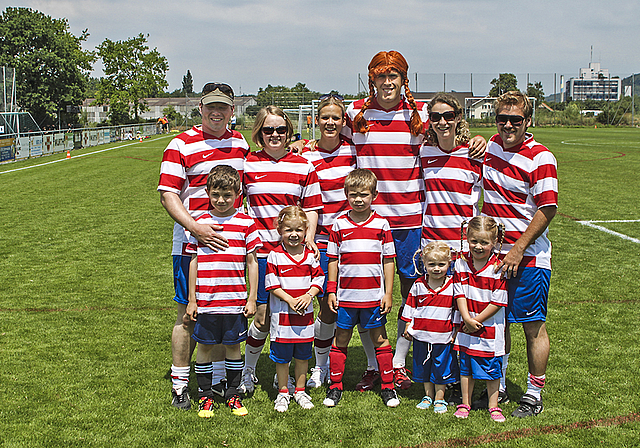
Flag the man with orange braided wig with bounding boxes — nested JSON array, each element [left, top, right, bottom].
[[341, 50, 486, 393]]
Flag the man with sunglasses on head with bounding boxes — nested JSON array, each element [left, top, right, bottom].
[[158, 83, 250, 410], [481, 91, 557, 418]]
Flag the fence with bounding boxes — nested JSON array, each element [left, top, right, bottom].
[[0, 123, 160, 164]]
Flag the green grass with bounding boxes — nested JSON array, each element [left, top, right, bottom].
[[1, 128, 639, 447]]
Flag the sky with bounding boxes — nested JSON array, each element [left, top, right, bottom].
[[6, 0, 640, 97]]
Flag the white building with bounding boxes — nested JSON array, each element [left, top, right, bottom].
[[564, 62, 621, 102]]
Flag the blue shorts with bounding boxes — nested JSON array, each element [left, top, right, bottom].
[[172, 255, 191, 305], [257, 257, 269, 305], [458, 352, 503, 380], [392, 228, 421, 280], [336, 306, 386, 331], [507, 267, 551, 323], [318, 247, 329, 295], [269, 341, 313, 363], [192, 313, 248, 345], [412, 341, 459, 385]]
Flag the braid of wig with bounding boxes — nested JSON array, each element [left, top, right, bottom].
[[352, 78, 376, 134], [402, 77, 424, 137]]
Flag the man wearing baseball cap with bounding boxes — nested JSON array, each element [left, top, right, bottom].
[[158, 83, 250, 410]]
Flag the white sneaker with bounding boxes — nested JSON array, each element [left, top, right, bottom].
[[274, 392, 290, 412], [306, 366, 329, 388], [293, 390, 314, 409], [238, 366, 257, 394], [273, 373, 295, 394]]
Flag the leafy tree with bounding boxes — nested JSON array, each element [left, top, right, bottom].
[[0, 7, 94, 127], [162, 105, 182, 123], [182, 70, 193, 94], [526, 81, 545, 104], [95, 33, 168, 124], [256, 83, 320, 108], [489, 73, 518, 97]]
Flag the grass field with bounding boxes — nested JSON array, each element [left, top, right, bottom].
[[1, 127, 639, 448]]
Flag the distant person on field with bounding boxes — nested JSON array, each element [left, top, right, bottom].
[[185, 165, 261, 418], [481, 91, 558, 418], [158, 83, 249, 410]]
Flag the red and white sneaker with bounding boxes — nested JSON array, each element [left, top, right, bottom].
[[393, 367, 412, 390], [355, 369, 380, 391]]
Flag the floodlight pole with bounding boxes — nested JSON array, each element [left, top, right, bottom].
[[632, 73, 635, 127]]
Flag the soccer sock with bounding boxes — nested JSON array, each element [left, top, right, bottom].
[[358, 324, 378, 370], [526, 373, 546, 400], [393, 306, 411, 368], [170, 365, 190, 392], [212, 360, 226, 386], [194, 362, 213, 398], [295, 387, 305, 394], [376, 345, 394, 390], [329, 345, 348, 390], [225, 358, 243, 399], [244, 321, 268, 370], [500, 353, 509, 392], [314, 318, 335, 368]]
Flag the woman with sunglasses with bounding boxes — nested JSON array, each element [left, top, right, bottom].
[[239, 105, 323, 394], [297, 94, 360, 388]]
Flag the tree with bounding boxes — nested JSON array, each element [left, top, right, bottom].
[[95, 33, 168, 124], [182, 70, 193, 94], [527, 81, 545, 104], [256, 83, 321, 108], [0, 7, 94, 127], [489, 73, 518, 97]]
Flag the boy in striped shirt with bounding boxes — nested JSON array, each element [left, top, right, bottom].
[[185, 165, 261, 417], [324, 169, 399, 408]]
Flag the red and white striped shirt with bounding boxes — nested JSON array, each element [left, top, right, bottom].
[[157, 126, 249, 255], [301, 137, 357, 248], [482, 133, 558, 270], [186, 211, 262, 315], [244, 150, 323, 258], [265, 245, 325, 343], [453, 253, 508, 358], [327, 211, 396, 308], [401, 275, 455, 344], [345, 96, 429, 229], [420, 143, 483, 252]]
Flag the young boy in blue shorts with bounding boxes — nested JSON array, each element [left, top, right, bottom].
[[323, 169, 399, 408], [185, 165, 261, 417]]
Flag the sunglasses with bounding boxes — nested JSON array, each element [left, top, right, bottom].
[[429, 111, 457, 122], [202, 82, 234, 99], [261, 126, 288, 135], [496, 114, 525, 126], [319, 93, 344, 102]]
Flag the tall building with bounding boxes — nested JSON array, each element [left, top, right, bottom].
[[564, 62, 621, 102]]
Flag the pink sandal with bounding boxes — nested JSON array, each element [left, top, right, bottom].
[[454, 404, 470, 419], [489, 407, 506, 422]]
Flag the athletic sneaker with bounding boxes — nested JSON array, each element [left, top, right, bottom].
[[171, 386, 191, 410], [293, 390, 314, 409], [393, 367, 412, 390], [226, 394, 248, 416], [471, 388, 510, 410], [197, 397, 215, 418], [380, 388, 400, 408], [511, 394, 543, 418], [272, 373, 295, 394], [355, 369, 380, 392], [323, 387, 343, 407], [274, 392, 291, 412], [238, 366, 258, 394], [446, 382, 462, 405], [306, 366, 329, 388]]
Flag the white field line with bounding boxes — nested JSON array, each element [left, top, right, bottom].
[[577, 220, 640, 244], [0, 135, 172, 175]]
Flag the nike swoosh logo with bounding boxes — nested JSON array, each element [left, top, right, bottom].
[[382, 370, 393, 375], [427, 159, 438, 164], [202, 152, 215, 159], [375, 316, 384, 321], [525, 310, 537, 316], [281, 268, 293, 273], [485, 157, 492, 163], [343, 232, 353, 237], [238, 330, 247, 337], [255, 174, 267, 180], [442, 373, 452, 380], [330, 372, 340, 376]]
